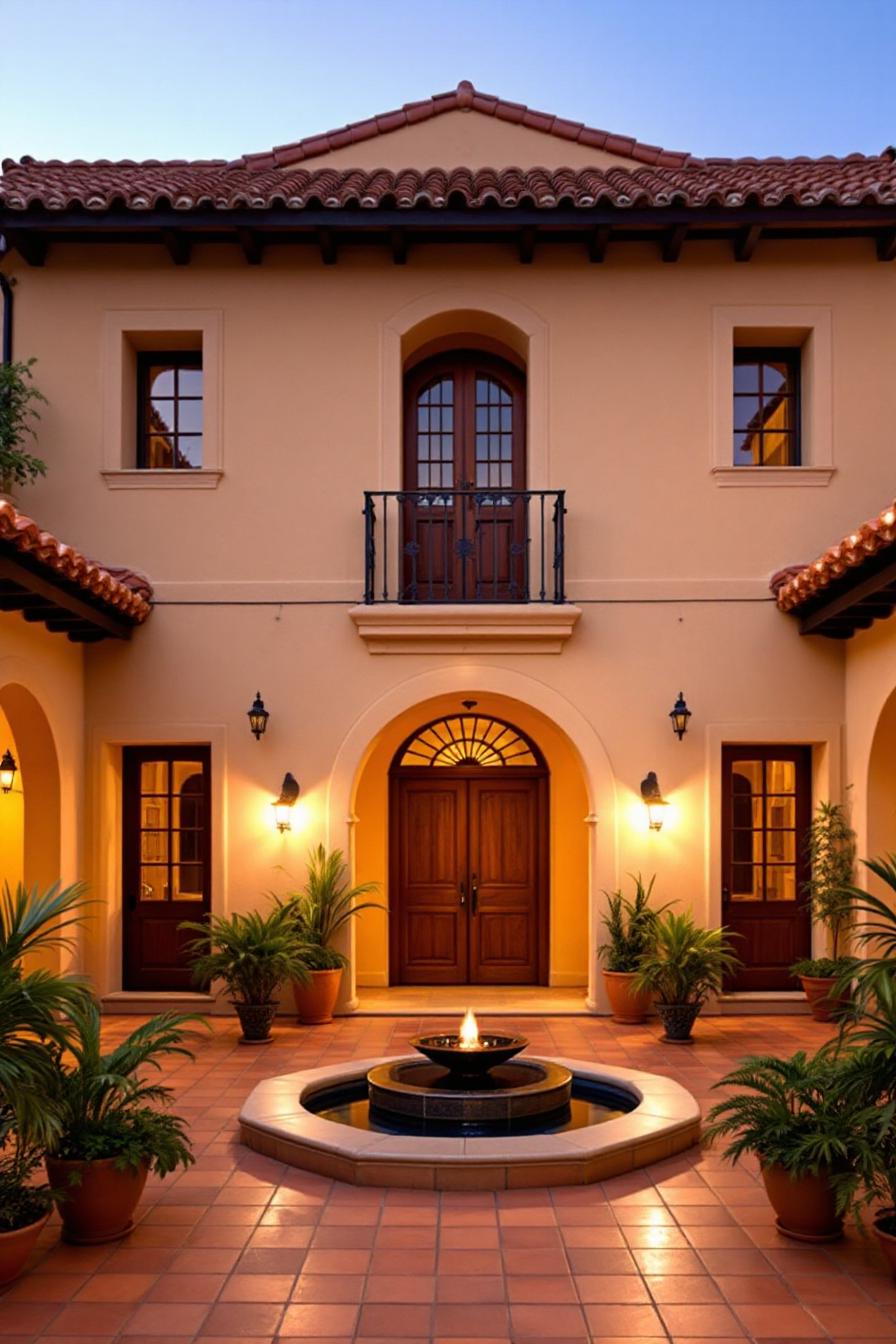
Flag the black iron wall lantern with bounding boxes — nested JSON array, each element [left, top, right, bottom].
[[640, 771, 668, 831], [0, 748, 17, 794], [273, 772, 300, 832], [247, 692, 269, 740], [669, 692, 692, 741]]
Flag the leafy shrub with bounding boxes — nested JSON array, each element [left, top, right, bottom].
[[599, 874, 668, 973]]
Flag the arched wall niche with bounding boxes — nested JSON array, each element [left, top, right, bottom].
[[866, 684, 896, 898]]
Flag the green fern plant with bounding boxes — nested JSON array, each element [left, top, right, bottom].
[[45, 1001, 203, 1177], [278, 846, 383, 971], [633, 911, 741, 1005], [793, 797, 857, 978], [599, 874, 669, 972], [180, 905, 309, 1003]]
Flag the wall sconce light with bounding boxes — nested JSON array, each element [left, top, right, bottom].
[[640, 771, 668, 831], [247, 692, 269, 740], [669, 692, 692, 741], [273, 772, 300, 832], [0, 748, 17, 794]]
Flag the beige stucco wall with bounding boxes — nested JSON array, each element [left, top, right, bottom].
[[5, 178, 890, 1001]]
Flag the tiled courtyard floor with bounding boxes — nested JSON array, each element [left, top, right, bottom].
[[4, 1012, 896, 1344]]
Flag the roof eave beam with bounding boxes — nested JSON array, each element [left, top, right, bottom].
[[734, 224, 762, 261], [237, 227, 263, 265], [661, 224, 688, 262], [0, 554, 132, 641], [798, 556, 896, 636], [318, 228, 338, 265], [587, 225, 612, 263], [161, 229, 191, 265], [877, 228, 896, 261], [518, 226, 536, 264]]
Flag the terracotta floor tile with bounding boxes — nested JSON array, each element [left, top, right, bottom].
[[290, 1275, 366, 1304], [368, 1248, 433, 1275], [437, 1226, 497, 1249], [0, 1274, 89, 1303], [435, 1277, 507, 1303], [72, 1275, 157, 1304], [659, 1303, 745, 1336], [713, 1275, 796, 1304], [504, 1274, 578, 1302], [363, 1275, 435, 1302], [646, 1274, 724, 1303], [509, 1302, 588, 1336], [0, 1305, 62, 1335], [277, 1302, 360, 1335], [807, 1303, 896, 1335], [218, 1273, 295, 1302], [502, 1247, 572, 1275], [438, 1248, 503, 1275], [120, 1303, 209, 1335], [144, 1273, 225, 1302], [431, 1302, 511, 1336], [622, 1225, 690, 1248], [168, 1248, 241, 1274], [787, 1273, 871, 1303], [200, 1302, 285, 1335], [39, 1304, 132, 1335], [564, 1247, 637, 1275], [582, 1302, 665, 1336], [633, 1247, 705, 1275], [356, 1304, 432, 1336], [733, 1303, 829, 1337], [573, 1276, 651, 1304]]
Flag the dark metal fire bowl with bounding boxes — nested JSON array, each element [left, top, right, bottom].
[[409, 1032, 528, 1076], [367, 1057, 573, 1126]]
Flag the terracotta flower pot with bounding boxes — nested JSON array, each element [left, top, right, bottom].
[[0, 1213, 49, 1286], [293, 968, 343, 1025], [799, 976, 849, 1023], [602, 970, 652, 1024], [233, 1000, 278, 1043], [873, 1209, 896, 1277], [761, 1163, 842, 1242], [46, 1155, 148, 1244], [655, 1001, 701, 1042]]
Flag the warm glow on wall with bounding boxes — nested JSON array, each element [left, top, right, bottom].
[[627, 790, 679, 836]]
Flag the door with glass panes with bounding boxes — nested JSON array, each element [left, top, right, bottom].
[[721, 745, 811, 990], [122, 746, 211, 990]]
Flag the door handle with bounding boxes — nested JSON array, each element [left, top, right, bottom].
[[471, 873, 479, 915], [459, 880, 466, 907]]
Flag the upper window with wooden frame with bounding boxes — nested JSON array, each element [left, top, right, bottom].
[[137, 352, 204, 470], [733, 348, 801, 467]]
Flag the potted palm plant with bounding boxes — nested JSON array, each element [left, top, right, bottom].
[[181, 905, 309, 1043], [791, 798, 857, 1021], [44, 1003, 201, 1243], [703, 1049, 869, 1242], [0, 880, 92, 1283], [280, 846, 383, 1025], [633, 911, 740, 1042], [598, 875, 668, 1023], [0, 358, 48, 502]]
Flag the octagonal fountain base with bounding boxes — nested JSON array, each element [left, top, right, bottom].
[[239, 1056, 700, 1189]]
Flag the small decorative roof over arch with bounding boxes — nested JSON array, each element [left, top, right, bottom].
[[396, 713, 543, 768]]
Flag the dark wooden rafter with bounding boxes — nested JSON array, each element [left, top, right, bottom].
[[517, 226, 536, 264], [161, 229, 191, 265], [5, 229, 47, 266], [734, 224, 762, 261], [797, 552, 896, 638], [236, 227, 263, 264], [390, 229, 408, 264], [318, 228, 338, 265], [877, 228, 896, 261], [661, 223, 688, 262], [586, 225, 612, 262], [0, 554, 136, 642]]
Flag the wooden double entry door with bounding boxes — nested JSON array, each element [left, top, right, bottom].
[[391, 772, 548, 985]]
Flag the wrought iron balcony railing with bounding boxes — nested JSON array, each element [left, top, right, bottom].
[[362, 489, 566, 604]]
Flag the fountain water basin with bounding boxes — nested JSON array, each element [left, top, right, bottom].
[[239, 1011, 701, 1189]]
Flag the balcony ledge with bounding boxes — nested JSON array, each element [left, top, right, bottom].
[[349, 603, 581, 654]]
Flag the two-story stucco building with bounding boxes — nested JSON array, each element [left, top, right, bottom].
[[2, 81, 896, 1015]]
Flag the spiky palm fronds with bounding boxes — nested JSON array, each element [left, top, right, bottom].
[[802, 798, 856, 961], [278, 846, 383, 971], [599, 874, 670, 973], [831, 854, 896, 1013], [181, 905, 310, 1003], [633, 911, 741, 1005]]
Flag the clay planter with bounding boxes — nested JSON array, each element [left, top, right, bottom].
[[655, 1001, 701, 1042], [873, 1210, 896, 1277], [799, 976, 849, 1023], [0, 1213, 49, 1286], [761, 1163, 842, 1242], [46, 1156, 148, 1244], [234, 1000, 278, 1044], [602, 970, 652, 1024], [293, 968, 343, 1025]]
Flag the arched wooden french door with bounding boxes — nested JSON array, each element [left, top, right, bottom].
[[389, 713, 548, 985], [402, 351, 527, 602]]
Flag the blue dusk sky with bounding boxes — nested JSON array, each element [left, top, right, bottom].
[[2, 0, 894, 164]]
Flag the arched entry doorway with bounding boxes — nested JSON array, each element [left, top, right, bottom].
[[389, 711, 548, 985]]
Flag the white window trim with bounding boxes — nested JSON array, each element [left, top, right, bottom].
[[101, 308, 223, 486], [711, 305, 834, 487]]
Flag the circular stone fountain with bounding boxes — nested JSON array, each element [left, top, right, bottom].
[[239, 1010, 701, 1189]]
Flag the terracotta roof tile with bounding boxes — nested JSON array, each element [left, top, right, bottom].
[[773, 500, 896, 613], [6, 81, 893, 218], [0, 500, 152, 624]]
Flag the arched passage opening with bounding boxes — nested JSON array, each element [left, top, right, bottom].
[[0, 681, 62, 969], [349, 690, 591, 998], [867, 684, 896, 876]]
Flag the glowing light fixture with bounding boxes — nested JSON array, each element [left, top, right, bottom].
[[669, 692, 692, 741], [273, 772, 300, 832], [248, 692, 269, 740], [640, 771, 668, 831], [0, 748, 16, 794]]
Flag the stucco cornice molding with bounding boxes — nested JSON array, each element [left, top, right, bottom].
[[348, 602, 581, 654]]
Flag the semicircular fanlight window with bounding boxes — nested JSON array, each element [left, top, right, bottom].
[[399, 715, 538, 767]]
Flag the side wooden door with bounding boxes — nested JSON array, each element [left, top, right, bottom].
[[123, 745, 211, 991], [393, 777, 468, 983], [468, 777, 544, 984], [722, 745, 812, 991]]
